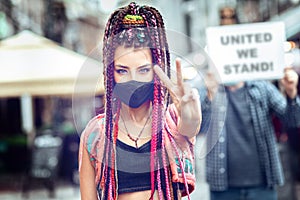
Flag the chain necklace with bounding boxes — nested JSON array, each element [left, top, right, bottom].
[[120, 111, 151, 148]]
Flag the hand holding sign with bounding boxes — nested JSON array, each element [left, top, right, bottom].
[[280, 68, 299, 99], [205, 72, 219, 101]]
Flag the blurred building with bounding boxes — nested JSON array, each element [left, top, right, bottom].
[[1, 0, 299, 54]]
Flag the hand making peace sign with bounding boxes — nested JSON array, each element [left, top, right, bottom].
[[153, 58, 202, 138]]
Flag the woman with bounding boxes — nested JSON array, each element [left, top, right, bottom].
[[79, 2, 201, 200]]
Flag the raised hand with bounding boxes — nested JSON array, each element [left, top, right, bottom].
[[280, 67, 299, 99], [153, 58, 201, 138], [204, 71, 219, 101]]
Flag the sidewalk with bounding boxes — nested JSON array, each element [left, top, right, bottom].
[[0, 185, 80, 200], [0, 174, 80, 200]]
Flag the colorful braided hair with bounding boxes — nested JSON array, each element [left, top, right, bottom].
[[100, 2, 188, 200]]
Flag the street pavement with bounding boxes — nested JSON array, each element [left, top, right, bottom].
[[0, 175, 80, 200], [0, 185, 80, 200]]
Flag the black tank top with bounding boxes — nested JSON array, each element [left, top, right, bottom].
[[116, 139, 152, 194]]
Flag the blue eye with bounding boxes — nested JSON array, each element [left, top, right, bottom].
[[115, 69, 128, 74], [138, 67, 151, 74]]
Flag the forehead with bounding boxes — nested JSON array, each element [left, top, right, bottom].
[[114, 46, 152, 66]]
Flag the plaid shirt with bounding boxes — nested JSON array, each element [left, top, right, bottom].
[[201, 81, 300, 191]]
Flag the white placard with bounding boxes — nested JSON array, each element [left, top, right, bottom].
[[206, 21, 286, 83]]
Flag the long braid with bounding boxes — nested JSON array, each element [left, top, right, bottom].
[[156, 162, 163, 199], [152, 8, 171, 200], [103, 65, 113, 199], [103, 36, 116, 196], [142, 6, 175, 200], [139, 5, 175, 200], [151, 8, 177, 199], [147, 17, 163, 200], [139, 8, 160, 198], [150, 76, 159, 198], [102, 7, 126, 199], [162, 131, 172, 200], [111, 101, 121, 199]]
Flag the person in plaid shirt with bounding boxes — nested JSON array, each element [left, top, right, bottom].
[[200, 67, 300, 200]]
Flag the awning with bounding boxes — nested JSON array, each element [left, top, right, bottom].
[[0, 30, 104, 97]]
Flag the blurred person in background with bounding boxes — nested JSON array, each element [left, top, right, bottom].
[[201, 6, 300, 200], [43, 1, 68, 44], [274, 68, 300, 200], [78, 2, 201, 200]]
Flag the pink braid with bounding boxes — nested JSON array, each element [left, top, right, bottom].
[[150, 75, 163, 198], [111, 102, 121, 199], [162, 130, 172, 200], [108, 180, 112, 200], [156, 162, 163, 199], [150, 101, 158, 197]]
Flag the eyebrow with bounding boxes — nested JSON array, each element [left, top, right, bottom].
[[114, 63, 152, 69]]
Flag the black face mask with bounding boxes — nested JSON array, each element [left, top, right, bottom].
[[113, 80, 154, 108]]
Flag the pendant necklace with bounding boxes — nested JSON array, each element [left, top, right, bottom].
[[120, 111, 151, 148]]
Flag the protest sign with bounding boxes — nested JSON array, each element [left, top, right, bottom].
[[206, 21, 286, 83]]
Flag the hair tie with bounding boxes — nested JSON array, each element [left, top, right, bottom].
[[122, 14, 145, 28]]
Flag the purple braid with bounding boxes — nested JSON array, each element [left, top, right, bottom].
[[148, 6, 171, 105], [140, 9, 163, 197], [102, 6, 127, 199]]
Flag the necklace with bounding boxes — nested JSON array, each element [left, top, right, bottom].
[[120, 111, 151, 148]]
